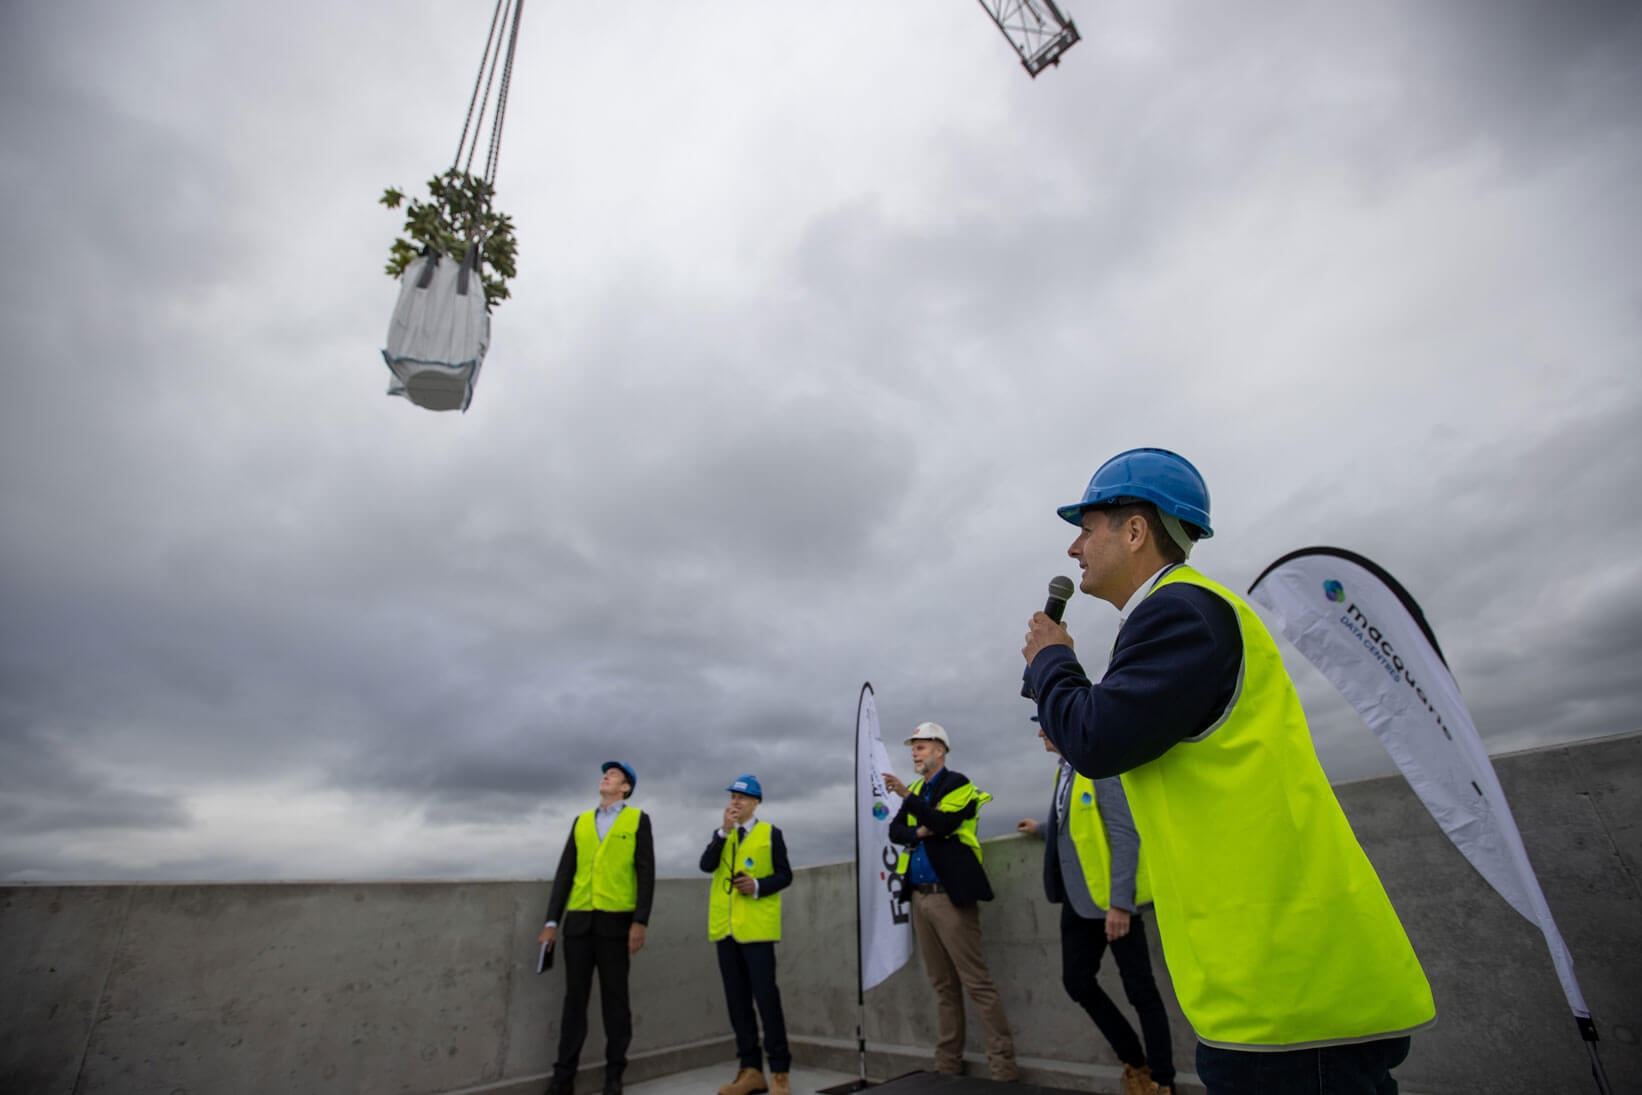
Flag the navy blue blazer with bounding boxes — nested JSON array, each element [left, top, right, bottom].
[[1027, 580, 1242, 778]]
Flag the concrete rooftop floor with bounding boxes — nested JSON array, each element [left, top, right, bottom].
[[628, 1063, 861, 1095]]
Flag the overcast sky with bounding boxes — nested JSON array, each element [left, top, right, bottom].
[[1, 0, 1638, 884]]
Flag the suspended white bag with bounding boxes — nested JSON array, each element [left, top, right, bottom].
[[381, 249, 490, 412]]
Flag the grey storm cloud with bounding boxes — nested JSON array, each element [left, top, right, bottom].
[[0, 725, 190, 837], [0, 0, 1639, 881]]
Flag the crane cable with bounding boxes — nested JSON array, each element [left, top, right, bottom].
[[483, 0, 524, 189], [434, 0, 523, 290], [452, 0, 525, 199]]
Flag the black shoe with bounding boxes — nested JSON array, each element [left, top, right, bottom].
[[602, 1073, 623, 1095], [545, 1073, 574, 1095]]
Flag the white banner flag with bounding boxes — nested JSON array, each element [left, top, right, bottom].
[[855, 683, 912, 991], [1248, 547, 1592, 1030]]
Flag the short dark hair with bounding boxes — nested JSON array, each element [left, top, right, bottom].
[[1103, 500, 1191, 565]]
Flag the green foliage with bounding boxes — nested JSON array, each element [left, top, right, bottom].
[[381, 169, 517, 311]]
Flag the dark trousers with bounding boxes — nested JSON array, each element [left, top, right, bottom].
[[554, 930, 632, 1081], [1060, 904, 1175, 1086], [716, 937, 791, 1073], [1195, 1035, 1412, 1095]]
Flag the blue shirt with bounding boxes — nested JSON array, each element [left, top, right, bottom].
[[594, 800, 626, 839], [904, 779, 941, 884]]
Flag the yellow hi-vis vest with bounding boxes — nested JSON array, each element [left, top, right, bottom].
[[708, 820, 782, 942], [1118, 566, 1435, 1049], [567, 806, 641, 913], [1058, 768, 1152, 909], [893, 776, 992, 875]]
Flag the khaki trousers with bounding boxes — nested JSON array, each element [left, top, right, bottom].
[[910, 889, 1019, 1081]]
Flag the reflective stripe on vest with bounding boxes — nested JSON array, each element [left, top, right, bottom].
[[708, 820, 782, 942], [567, 807, 641, 912], [1060, 769, 1152, 910], [1119, 566, 1435, 1049], [893, 776, 992, 875]]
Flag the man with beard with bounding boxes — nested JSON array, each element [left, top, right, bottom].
[[884, 722, 1019, 1082]]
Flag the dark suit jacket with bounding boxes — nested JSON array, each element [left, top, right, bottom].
[[698, 822, 794, 897], [543, 806, 655, 937], [1027, 577, 1241, 778], [889, 767, 994, 907], [1041, 770, 1073, 906]]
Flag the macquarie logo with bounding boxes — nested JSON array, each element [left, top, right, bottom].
[[1323, 579, 1345, 603], [1336, 599, 1454, 742]]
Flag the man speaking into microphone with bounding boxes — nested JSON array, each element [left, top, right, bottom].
[[1021, 448, 1434, 1095]]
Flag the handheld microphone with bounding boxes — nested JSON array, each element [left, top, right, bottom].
[[1044, 575, 1075, 623], [1023, 577, 1077, 698]]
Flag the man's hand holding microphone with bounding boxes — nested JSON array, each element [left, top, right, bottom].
[[1022, 576, 1077, 695]]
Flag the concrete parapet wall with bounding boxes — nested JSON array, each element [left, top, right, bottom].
[[3, 733, 1638, 1094], [1, 878, 729, 1095]]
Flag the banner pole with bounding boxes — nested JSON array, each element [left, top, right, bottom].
[[1580, 1019, 1612, 1095], [852, 683, 872, 1091], [826, 681, 904, 1095]]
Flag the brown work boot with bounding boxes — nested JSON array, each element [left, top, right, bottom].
[[1120, 1063, 1156, 1095], [1154, 1086, 1174, 1095], [719, 1067, 768, 1095], [769, 1073, 791, 1095]]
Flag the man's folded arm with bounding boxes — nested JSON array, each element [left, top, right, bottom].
[[919, 791, 977, 838], [888, 797, 919, 846]]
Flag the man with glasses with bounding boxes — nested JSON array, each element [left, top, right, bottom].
[[884, 723, 1019, 1082]]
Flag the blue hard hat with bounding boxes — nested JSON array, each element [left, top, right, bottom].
[[1056, 447, 1213, 539], [726, 774, 763, 799], [602, 760, 637, 797]]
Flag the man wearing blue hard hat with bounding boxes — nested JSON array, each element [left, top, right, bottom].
[[539, 761, 654, 1095], [700, 775, 793, 1095], [1021, 448, 1434, 1095]]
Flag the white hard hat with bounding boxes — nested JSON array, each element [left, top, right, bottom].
[[904, 721, 951, 749]]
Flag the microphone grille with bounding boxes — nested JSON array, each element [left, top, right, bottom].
[[1048, 575, 1075, 600]]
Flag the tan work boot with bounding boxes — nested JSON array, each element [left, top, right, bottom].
[[1120, 1063, 1156, 1095], [1154, 1086, 1174, 1095], [769, 1073, 791, 1095], [718, 1067, 768, 1095]]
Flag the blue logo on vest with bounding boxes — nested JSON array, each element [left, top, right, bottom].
[[1080, 790, 1093, 805], [1324, 580, 1345, 603], [744, 856, 755, 869]]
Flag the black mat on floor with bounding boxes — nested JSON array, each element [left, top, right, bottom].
[[819, 1072, 1091, 1095]]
